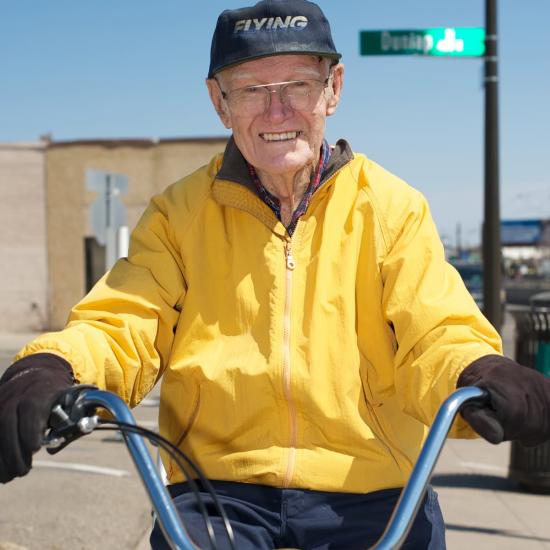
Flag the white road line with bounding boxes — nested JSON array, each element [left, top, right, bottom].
[[34, 460, 131, 477], [140, 398, 160, 407], [459, 461, 508, 475]]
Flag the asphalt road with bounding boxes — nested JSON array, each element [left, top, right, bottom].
[[0, 385, 160, 550], [0, 336, 160, 549]]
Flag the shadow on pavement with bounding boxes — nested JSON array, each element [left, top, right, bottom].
[[432, 472, 520, 492], [445, 523, 550, 544]]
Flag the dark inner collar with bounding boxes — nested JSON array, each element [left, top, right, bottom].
[[216, 135, 354, 194]]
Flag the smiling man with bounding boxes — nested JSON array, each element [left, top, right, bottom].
[[2, 1, 550, 549], [207, 54, 342, 227]]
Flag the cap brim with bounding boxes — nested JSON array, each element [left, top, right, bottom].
[[208, 51, 342, 79]]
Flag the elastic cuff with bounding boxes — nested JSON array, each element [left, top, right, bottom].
[[457, 354, 515, 388]]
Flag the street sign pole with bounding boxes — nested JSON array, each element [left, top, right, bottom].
[[86, 170, 128, 271], [105, 174, 122, 270], [483, 0, 502, 332], [360, 20, 503, 332]]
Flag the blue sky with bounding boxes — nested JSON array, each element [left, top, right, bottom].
[[2, 0, 549, 245]]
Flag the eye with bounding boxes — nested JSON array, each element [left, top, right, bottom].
[[242, 86, 264, 96], [231, 85, 265, 104], [286, 81, 312, 94]]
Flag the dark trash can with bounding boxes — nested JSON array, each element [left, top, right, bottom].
[[508, 302, 550, 493], [530, 291, 550, 308]]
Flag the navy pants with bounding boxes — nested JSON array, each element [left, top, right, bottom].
[[150, 480, 446, 549]]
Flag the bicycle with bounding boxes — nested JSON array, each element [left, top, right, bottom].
[[42, 385, 488, 550]]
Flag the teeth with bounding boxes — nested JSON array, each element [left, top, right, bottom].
[[261, 131, 299, 141]]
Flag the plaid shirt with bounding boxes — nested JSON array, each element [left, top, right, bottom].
[[247, 140, 331, 236]]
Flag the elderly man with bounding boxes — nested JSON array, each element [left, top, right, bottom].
[[1, 1, 549, 549]]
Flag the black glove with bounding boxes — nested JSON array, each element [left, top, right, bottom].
[[457, 354, 550, 446], [0, 353, 75, 483]]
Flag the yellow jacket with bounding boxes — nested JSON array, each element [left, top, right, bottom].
[[17, 139, 502, 493]]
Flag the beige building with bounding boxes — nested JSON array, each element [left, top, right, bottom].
[[1, 137, 228, 332], [0, 142, 49, 333]]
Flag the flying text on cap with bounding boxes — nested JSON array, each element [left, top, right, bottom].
[[234, 16, 308, 33]]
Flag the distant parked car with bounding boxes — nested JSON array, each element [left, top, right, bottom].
[[452, 261, 484, 308], [451, 260, 506, 315]]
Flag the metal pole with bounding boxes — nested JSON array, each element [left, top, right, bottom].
[[483, 0, 502, 332], [105, 174, 118, 270]]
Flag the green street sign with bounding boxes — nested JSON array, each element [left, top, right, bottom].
[[360, 28, 486, 57]]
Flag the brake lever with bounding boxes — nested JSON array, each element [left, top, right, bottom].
[[43, 384, 100, 454]]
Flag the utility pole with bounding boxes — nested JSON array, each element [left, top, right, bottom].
[[483, 0, 502, 332]]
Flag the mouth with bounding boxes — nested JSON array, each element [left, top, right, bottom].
[[259, 131, 301, 142]]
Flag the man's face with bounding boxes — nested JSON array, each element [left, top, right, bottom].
[[207, 55, 343, 177]]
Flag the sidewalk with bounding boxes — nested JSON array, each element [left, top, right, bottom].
[[435, 439, 550, 549]]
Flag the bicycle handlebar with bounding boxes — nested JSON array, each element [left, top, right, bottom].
[[44, 386, 488, 550]]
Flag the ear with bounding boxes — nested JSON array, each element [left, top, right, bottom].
[[325, 63, 344, 117], [206, 78, 232, 129]]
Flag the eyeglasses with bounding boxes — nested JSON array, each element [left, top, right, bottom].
[[216, 75, 332, 117]]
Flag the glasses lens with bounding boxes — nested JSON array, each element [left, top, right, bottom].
[[227, 79, 326, 116], [283, 80, 322, 111], [229, 86, 267, 115]]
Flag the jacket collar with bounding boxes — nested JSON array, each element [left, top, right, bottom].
[[215, 135, 354, 194]]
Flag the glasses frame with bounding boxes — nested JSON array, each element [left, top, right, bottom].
[[215, 72, 334, 116]]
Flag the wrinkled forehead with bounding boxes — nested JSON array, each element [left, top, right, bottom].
[[218, 54, 327, 87]]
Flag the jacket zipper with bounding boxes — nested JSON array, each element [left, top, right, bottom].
[[282, 238, 297, 488]]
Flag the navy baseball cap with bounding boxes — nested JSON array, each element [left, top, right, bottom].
[[208, 0, 341, 78]]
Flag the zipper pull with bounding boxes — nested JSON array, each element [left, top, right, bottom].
[[285, 242, 296, 270]]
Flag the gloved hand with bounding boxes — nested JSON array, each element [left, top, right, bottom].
[[457, 354, 550, 446], [0, 353, 75, 483]]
